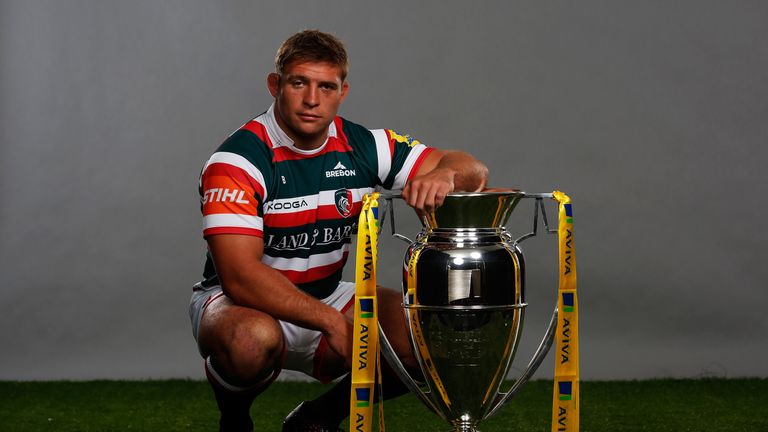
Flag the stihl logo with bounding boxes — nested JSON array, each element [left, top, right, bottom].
[[203, 188, 250, 204]]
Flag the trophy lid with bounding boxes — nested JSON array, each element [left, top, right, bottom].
[[425, 190, 523, 229]]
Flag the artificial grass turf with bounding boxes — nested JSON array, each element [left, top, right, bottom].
[[0, 379, 765, 431]]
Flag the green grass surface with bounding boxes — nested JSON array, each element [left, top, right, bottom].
[[0, 379, 766, 431]]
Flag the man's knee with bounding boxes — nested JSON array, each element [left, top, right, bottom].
[[224, 317, 284, 367], [201, 306, 285, 382]]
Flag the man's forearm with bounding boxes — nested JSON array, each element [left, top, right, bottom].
[[433, 150, 488, 192], [401, 149, 489, 213], [206, 234, 346, 335], [221, 259, 343, 333]]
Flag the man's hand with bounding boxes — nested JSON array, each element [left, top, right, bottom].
[[401, 167, 455, 214], [401, 149, 488, 215], [323, 312, 353, 367]]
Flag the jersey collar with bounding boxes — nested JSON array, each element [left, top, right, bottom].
[[262, 103, 338, 155]]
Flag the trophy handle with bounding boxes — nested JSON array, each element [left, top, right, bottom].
[[483, 192, 560, 416], [485, 305, 558, 417], [379, 192, 418, 244], [514, 193, 557, 244], [378, 325, 447, 419]]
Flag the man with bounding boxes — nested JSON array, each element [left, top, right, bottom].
[[190, 30, 488, 432]]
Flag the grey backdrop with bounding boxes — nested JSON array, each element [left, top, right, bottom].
[[1, 0, 766, 380]]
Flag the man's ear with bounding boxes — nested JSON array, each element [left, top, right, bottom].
[[267, 73, 280, 97], [339, 80, 350, 102]]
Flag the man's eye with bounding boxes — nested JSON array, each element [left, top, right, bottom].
[[291, 81, 304, 87]]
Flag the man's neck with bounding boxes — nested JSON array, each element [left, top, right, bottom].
[[272, 108, 328, 151]]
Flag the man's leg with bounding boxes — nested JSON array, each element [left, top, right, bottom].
[[373, 286, 421, 400], [198, 296, 285, 432], [283, 286, 418, 431]]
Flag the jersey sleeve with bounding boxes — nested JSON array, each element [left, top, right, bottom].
[[199, 131, 273, 238], [370, 129, 434, 190]]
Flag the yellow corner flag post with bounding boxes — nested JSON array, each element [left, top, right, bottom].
[[551, 191, 579, 432], [350, 193, 381, 432]]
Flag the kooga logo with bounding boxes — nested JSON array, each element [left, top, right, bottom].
[[266, 199, 308, 211]]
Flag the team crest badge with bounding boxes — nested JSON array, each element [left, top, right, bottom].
[[335, 189, 353, 217]]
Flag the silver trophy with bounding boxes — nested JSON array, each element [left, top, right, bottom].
[[379, 191, 560, 432]]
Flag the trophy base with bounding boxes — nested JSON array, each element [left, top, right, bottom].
[[447, 420, 481, 432], [446, 427, 480, 431]]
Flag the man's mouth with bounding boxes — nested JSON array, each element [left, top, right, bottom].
[[297, 113, 321, 121]]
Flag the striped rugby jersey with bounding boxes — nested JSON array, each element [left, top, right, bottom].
[[198, 104, 433, 298]]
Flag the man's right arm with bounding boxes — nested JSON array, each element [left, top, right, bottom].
[[206, 234, 352, 362]]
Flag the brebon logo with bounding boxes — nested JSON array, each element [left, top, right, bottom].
[[326, 161, 356, 178], [335, 189, 353, 217], [202, 188, 250, 205]]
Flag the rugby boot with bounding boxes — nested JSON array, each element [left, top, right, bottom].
[[281, 401, 345, 432], [219, 414, 253, 432], [213, 388, 254, 432]]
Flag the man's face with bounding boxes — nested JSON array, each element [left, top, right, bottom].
[[268, 61, 349, 150]]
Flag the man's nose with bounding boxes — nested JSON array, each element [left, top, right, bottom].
[[303, 85, 320, 107]]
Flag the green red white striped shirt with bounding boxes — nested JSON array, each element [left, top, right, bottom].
[[198, 104, 432, 298]]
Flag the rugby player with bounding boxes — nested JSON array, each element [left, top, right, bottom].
[[190, 30, 488, 432]]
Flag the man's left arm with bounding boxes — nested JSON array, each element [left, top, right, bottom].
[[401, 149, 488, 213]]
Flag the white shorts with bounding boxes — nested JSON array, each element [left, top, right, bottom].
[[189, 281, 356, 382]]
